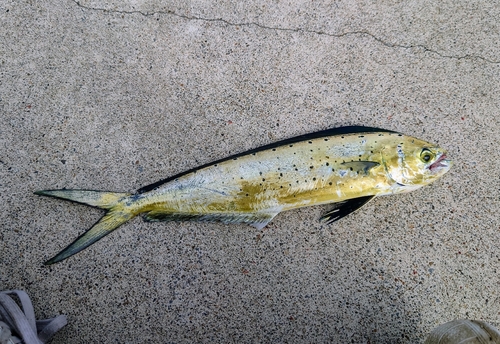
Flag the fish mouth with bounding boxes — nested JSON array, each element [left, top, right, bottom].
[[429, 154, 450, 172]]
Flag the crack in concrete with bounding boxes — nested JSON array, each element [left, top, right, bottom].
[[72, 0, 499, 64]]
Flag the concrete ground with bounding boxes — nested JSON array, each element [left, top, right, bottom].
[[1, 0, 499, 342]]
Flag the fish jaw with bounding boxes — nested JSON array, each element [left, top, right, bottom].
[[429, 153, 452, 173]]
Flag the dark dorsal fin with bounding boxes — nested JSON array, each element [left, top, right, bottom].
[[137, 126, 396, 194], [320, 196, 375, 224]]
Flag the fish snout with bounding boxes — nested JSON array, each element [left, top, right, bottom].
[[429, 153, 451, 172]]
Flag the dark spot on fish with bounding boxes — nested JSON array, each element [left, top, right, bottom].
[[289, 144, 293, 147], [280, 173, 283, 177], [308, 141, 313, 144], [272, 148, 276, 151], [214, 164, 218, 167], [295, 168, 298, 171], [252, 153, 256, 156], [310, 149, 313, 152], [310, 166, 314, 169], [313, 177, 316, 181], [324, 138, 329, 141], [378, 134, 383, 136], [326, 162, 329, 166], [341, 136, 344, 139], [332, 168, 335, 172], [233, 158, 238, 160], [329, 182, 333, 185], [359, 135, 364, 138], [259, 172, 263, 175], [246, 193, 249, 196], [262, 178, 265, 182], [398, 134, 403, 136], [349, 167, 353, 171], [296, 180, 299, 183], [305, 180, 307, 182], [370, 151, 374, 154], [241, 177, 244, 179]]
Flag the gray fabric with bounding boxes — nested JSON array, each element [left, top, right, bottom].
[[0, 290, 66, 344]]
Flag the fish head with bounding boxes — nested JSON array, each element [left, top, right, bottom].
[[381, 136, 452, 191]]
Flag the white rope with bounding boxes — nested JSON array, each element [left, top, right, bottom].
[[0, 290, 66, 344]]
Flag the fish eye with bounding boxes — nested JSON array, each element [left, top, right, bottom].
[[420, 148, 434, 163]]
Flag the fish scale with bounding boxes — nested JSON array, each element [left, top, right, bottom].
[[35, 126, 451, 264]]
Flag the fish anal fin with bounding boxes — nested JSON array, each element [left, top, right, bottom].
[[320, 196, 375, 224], [340, 161, 380, 175], [143, 211, 278, 229]]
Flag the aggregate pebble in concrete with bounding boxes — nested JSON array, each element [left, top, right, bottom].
[[1, 0, 499, 343]]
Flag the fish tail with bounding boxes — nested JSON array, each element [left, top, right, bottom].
[[35, 189, 136, 265], [34, 189, 130, 210]]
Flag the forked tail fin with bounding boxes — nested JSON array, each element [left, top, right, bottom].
[[35, 189, 135, 265], [34, 190, 130, 210]]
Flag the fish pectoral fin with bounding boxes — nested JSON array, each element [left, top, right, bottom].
[[143, 210, 278, 230], [340, 161, 380, 174], [320, 196, 375, 224]]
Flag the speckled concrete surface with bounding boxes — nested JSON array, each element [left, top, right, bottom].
[[1, 0, 499, 343]]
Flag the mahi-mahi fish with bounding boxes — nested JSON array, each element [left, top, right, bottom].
[[35, 126, 451, 264]]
